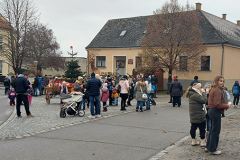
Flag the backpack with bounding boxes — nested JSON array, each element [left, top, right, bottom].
[[232, 85, 239, 95]]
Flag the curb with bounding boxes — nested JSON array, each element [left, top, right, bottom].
[[0, 105, 16, 131]]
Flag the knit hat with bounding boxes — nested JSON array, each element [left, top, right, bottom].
[[173, 76, 178, 79], [204, 82, 211, 88], [78, 76, 83, 80], [91, 72, 95, 78], [192, 83, 201, 89], [102, 83, 108, 89]]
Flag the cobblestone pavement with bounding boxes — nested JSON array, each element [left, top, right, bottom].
[[0, 94, 171, 140]]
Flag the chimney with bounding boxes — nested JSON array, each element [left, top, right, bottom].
[[222, 14, 227, 20], [237, 20, 240, 26], [196, 3, 202, 10]]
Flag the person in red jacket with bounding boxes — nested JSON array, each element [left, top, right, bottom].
[[8, 88, 16, 106]]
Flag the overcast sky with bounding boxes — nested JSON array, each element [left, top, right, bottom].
[[34, 0, 240, 58]]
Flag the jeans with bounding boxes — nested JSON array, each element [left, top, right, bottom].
[[114, 97, 118, 105], [206, 116, 212, 132], [34, 88, 38, 96], [89, 95, 100, 116], [5, 87, 10, 95], [137, 101, 143, 109], [79, 99, 86, 109], [206, 108, 221, 152], [146, 93, 150, 107], [233, 95, 239, 105], [38, 86, 42, 95], [16, 94, 31, 116]]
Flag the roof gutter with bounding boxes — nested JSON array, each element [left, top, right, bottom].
[[220, 41, 228, 76]]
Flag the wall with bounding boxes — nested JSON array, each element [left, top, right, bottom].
[[42, 57, 87, 77]]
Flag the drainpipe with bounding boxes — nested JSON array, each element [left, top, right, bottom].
[[87, 49, 89, 76], [220, 41, 228, 76]]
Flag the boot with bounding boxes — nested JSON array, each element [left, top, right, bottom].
[[200, 139, 206, 147], [136, 107, 139, 112], [140, 108, 143, 112], [191, 139, 199, 146]]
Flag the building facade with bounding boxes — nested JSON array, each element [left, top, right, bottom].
[[86, 3, 240, 90]]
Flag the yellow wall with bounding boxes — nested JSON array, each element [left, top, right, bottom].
[[88, 45, 240, 90], [223, 46, 240, 88], [0, 29, 14, 76]]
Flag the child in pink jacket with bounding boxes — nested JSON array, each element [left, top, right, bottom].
[[101, 83, 109, 112]]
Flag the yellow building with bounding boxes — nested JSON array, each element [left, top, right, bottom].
[[0, 14, 14, 79], [86, 3, 240, 90]]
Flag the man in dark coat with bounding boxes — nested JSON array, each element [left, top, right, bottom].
[[14, 74, 34, 117], [86, 72, 102, 118], [190, 76, 200, 86], [170, 78, 183, 107], [4, 77, 11, 95]]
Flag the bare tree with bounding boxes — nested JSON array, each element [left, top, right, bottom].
[[24, 23, 66, 72], [0, 0, 38, 74], [139, 0, 206, 83]]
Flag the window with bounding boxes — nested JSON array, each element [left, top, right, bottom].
[[0, 35, 3, 50], [119, 30, 127, 36], [179, 56, 188, 70], [200, 56, 211, 71], [135, 57, 142, 68], [96, 56, 106, 67], [0, 60, 2, 74]]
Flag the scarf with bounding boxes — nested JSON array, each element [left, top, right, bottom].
[[219, 87, 228, 104], [192, 88, 202, 96]]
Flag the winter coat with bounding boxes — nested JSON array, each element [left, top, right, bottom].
[[38, 77, 42, 87], [190, 80, 200, 86], [33, 77, 39, 88], [145, 80, 151, 93], [151, 76, 158, 85], [14, 74, 30, 94], [4, 78, 10, 88], [128, 83, 135, 96], [60, 85, 68, 94], [86, 73, 102, 96], [74, 82, 81, 92], [8, 90, 16, 99], [43, 78, 49, 87], [134, 84, 147, 102], [119, 78, 129, 94], [170, 80, 183, 97], [207, 87, 229, 110], [101, 88, 109, 102], [232, 82, 240, 96], [188, 89, 207, 123], [27, 88, 34, 96]]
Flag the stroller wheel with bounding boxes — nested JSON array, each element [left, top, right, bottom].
[[151, 100, 156, 106], [77, 109, 85, 117], [60, 109, 66, 118]]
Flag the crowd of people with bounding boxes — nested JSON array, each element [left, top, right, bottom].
[[71, 73, 158, 118]]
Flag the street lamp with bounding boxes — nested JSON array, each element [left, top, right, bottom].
[[34, 61, 38, 76]]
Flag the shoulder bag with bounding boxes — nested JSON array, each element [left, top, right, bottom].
[[140, 86, 148, 100]]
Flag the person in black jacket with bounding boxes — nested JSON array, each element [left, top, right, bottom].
[[33, 75, 39, 96], [4, 77, 11, 95], [190, 76, 200, 86], [86, 72, 102, 118], [14, 74, 34, 117], [170, 78, 183, 107]]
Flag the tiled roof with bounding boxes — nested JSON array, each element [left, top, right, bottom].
[[0, 15, 10, 29], [86, 10, 240, 49]]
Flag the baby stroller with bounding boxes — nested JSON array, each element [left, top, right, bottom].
[[60, 94, 85, 118]]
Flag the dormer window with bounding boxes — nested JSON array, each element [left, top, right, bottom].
[[119, 30, 127, 36]]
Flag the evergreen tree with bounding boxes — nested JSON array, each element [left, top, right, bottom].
[[64, 60, 83, 83]]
